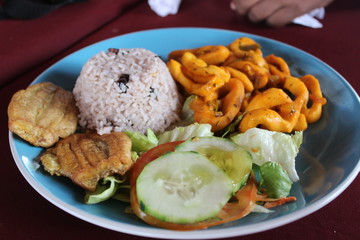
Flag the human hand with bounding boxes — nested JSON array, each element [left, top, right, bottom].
[[230, 0, 334, 27]]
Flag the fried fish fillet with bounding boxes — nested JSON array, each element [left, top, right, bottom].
[[40, 132, 133, 191], [8, 82, 79, 147]]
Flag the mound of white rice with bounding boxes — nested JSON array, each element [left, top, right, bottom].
[[73, 48, 183, 135]]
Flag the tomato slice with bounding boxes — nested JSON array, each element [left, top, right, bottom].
[[129, 141, 258, 231]]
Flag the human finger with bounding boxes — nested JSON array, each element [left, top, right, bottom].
[[247, 0, 284, 23], [264, 0, 334, 27], [230, 0, 261, 15], [266, 6, 302, 27]]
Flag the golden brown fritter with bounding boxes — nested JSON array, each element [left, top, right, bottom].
[[40, 132, 133, 191], [8, 82, 79, 147]]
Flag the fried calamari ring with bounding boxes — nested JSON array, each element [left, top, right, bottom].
[[239, 77, 309, 133], [167, 37, 326, 134], [191, 78, 245, 132], [167, 59, 229, 102], [224, 66, 254, 92], [169, 45, 230, 65], [228, 37, 267, 68], [239, 108, 291, 132], [227, 61, 270, 89], [265, 54, 291, 79], [265, 54, 291, 87], [293, 113, 308, 131], [300, 75, 327, 123], [245, 88, 292, 112], [275, 76, 309, 127], [181, 52, 230, 84]]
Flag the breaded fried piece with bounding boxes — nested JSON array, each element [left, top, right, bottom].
[[40, 132, 133, 191], [8, 82, 78, 147]]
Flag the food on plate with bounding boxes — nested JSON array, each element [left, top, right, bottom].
[[231, 128, 302, 182], [9, 36, 327, 230], [189, 77, 245, 132], [168, 45, 231, 65], [8, 82, 78, 147], [84, 175, 128, 204], [167, 37, 327, 134], [175, 137, 252, 192], [130, 134, 299, 230], [73, 48, 183, 135], [136, 151, 234, 224], [40, 132, 133, 191], [157, 123, 213, 144], [258, 161, 292, 198]]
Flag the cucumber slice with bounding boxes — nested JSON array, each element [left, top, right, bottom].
[[175, 137, 252, 191], [136, 151, 233, 224]]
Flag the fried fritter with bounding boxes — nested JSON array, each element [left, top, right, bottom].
[[8, 82, 79, 147], [40, 132, 133, 191]]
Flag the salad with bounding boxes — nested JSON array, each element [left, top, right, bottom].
[[85, 123, 302, 230], [9, 35, 325, 231]]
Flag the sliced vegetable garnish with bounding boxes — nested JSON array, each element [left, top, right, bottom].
[[175, 136, 252, 191], [136, 151, 233, 223], [256, 194, 297, 209], [129, 141, 258, 230]]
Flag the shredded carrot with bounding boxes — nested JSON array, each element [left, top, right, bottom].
[[255, 193, 297, 208]]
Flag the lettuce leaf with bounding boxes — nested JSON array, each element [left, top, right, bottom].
[[157, 123, 214, 144], [231, 128, 302, 182], [125, 129, 158, 153], [181, 95, 196, 124], [259, 161, 292, 198], [84, 176, 126, 204]]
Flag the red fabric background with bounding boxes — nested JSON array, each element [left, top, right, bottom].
[[0, 0, 144, 86], [0, 0, 359, 239]]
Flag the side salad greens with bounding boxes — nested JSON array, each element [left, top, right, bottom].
[[85, 124, 302, 229], [231, 128, 302, 182]]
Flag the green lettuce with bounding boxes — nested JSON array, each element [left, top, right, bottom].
[[125, 129, 158, 153], [259, 161, 292, 198], [231, 128, 302, 182], [157, 123, 213, 144], [84, 176, 126, 204], [181, 95, 196, 124]]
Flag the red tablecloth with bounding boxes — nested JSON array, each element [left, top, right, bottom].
[[1, 0, 359, 239]]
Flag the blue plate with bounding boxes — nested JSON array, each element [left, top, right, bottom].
[[9, 28, 360, 239]]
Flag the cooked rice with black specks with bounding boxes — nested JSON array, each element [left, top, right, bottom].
[[73, 48, 183, 135]]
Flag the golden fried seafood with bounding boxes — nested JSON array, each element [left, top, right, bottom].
[[227, 37, 267, 68], [167, 58, 230, 102], [40, 132, 133, 192], [226, 60, 270, 89], [167, 37, 327, 134], [8, 82, 78, 147], [300, 75, 327, 123], [191, 78, 245, 132], [265, 54, 291, 84], [168, 45, 230, 65], [240, 76, 309, 133]]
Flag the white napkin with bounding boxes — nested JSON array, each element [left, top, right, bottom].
[[148, 0, 182, 17], [292, 8, 325, 28]]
